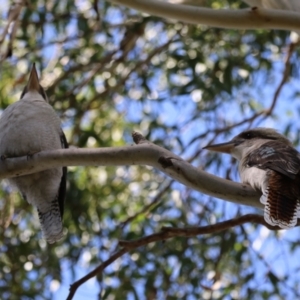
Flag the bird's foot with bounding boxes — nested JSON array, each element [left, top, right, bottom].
[[1, 154, 7, 161]]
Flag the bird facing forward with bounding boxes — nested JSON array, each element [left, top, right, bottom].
[[0, 64, 68, 243], [204, 128, 300, 229]]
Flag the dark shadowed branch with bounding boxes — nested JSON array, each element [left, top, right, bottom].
[[67, 213, 290, 299]]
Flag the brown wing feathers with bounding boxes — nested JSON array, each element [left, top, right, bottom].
[[264, 171, 300, 228], [247, 141, 300, 228], [247, 141, 300, 179]]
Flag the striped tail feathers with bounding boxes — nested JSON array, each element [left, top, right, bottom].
[[260, 171, 300, 229], [39, 152, 67, 244], [37, 199, 63, 244]]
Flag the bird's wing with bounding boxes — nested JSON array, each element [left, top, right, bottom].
[[261, 170, 300, 229], [246, 141, 300, 179], [58, 131, 68, 217]]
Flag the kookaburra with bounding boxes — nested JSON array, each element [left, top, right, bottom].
[[0, 64, 68, 243], [204, 128, 300, 229]]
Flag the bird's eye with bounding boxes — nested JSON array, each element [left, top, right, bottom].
[[241, 132, 255, 139], [238, 131, 255, 139], [241, 132, 252, 139]]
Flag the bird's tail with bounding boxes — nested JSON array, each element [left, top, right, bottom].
[[260, 172, 300, 228], [37, 201, 64, 243]]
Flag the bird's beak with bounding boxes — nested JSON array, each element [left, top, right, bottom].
[[26, 63, 40, 92], [203, 140, 235, 154]]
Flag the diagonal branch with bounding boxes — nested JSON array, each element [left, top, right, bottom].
[[107, 0, 300, 31], [118, 180, 173, 229], [67, 248, 128, 300], [0, 132, 261, 208], [0, 0, 26, 61], [67, 213, 287, 299], [119, 213, 289, 249], [266, 40, 300, 115]]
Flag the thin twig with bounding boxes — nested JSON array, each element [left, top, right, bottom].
[[119, 181, 173, 229], [67, 248, 128, 300], [266, 40, 300, 115], [118, 213, 279, 249]]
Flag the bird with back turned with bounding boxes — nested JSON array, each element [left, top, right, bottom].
[[0, 64, 68, 243]]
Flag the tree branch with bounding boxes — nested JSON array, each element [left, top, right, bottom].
[[118, 180, 173, 228], [119, 214, 279, 249], [67, 248, 128, 300], [0, 0, 26, 61], [67, 213, 281, 299], [266, 40, 300, 114], [0, 132, 261, 208], [107, 0, 300, 31]]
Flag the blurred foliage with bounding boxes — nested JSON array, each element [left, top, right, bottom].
[[1, 0, 300, 299]]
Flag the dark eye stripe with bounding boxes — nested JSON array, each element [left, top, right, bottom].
[[238, 131, 278, 140]]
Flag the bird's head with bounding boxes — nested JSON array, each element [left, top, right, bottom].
[[20, 63, 48, 102], [203, 128, 292, 160]]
